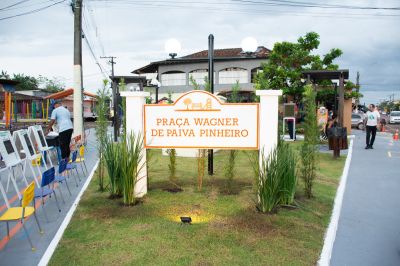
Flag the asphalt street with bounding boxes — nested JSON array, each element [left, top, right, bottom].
[[330, 130, 400, 266]]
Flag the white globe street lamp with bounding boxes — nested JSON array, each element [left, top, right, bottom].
[[165, 38, 182, 59], [241, 37, 258, 54]]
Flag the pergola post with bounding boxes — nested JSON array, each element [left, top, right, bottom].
[[338, 72, 345, 127]]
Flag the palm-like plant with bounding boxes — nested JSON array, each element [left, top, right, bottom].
[[120, 132, 145, 205], [103, 137, 122, 197]]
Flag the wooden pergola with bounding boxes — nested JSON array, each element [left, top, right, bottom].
[[302, 69, 349, 127]]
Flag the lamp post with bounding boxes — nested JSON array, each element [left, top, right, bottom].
[[241, 37, 258, 55], [165, 38, 182, 59], [208, 34, 214, 175], [206, 36, 258, 175]]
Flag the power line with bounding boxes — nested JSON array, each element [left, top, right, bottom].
[[82, 30, 109, 80], [0, 0, 66, 21], [87, 0, 400, 19], [83, 1, 106, 56], [0, 0, 58, 12], [232, 0, 400, 11], [0, 0, 31, 11], [88, 0, 400, 11]]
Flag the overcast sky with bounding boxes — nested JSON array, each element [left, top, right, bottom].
[[1, 0, 399, 103]]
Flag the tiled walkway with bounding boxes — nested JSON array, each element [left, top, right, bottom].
[[0, 128, 98, 266]]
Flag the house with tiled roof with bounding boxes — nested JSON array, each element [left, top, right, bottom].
[[132, 46, 270, 102]]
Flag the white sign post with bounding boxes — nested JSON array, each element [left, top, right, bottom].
[[123, 89, 282, 198], [256, 90, 283, 161]]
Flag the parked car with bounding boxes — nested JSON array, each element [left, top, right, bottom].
[[351, 113, 365, 129], [388, 111, 400, 124]]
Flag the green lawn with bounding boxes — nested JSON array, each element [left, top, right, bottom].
[[49, 144, 345, 266]]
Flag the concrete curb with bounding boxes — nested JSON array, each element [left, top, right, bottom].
[[318, 138, 354, 266], [38, 160, 99, 266]]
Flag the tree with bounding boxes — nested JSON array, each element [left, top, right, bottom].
[[0, 71, 64, 92], [12, 73, 39, 91], [255, 32, 343, 103], [38, 76, 65, 93], [0, 70, 10, 79], [183, 98, 192, 109]]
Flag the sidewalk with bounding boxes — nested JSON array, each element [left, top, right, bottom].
[[330, 130, 400, 266], [0, 128, 98, 266]]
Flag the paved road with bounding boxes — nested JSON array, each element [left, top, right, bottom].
[[378, 114, 400, 134], [331, 130, 400, 266], [0, 128, 98, 266]]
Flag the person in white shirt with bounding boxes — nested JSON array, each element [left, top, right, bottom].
[[365, 104, 380, 149], [46, 100, 73, 159]]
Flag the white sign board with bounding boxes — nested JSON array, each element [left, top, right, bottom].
[[144, 91, 259, 149], [29, 125, 49, 151], [0, 131, 21, 167], [14, 129, 37, 159]]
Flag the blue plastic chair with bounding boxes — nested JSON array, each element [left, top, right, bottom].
[[55, 159, 72, 196], [67, 150, 81, 183], [34, 167, 61, 222]]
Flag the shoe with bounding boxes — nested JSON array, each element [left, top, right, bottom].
[[365, 146, 370, 149], [370, 145, 373, 149]]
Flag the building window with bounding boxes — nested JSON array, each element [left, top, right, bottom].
[[219, 67, 248, 84], [189, 69, 208, 85], [251, 67, 263, 83], [161, 71, 186, 86]]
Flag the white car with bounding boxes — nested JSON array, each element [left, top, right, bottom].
[[388, 111, 400, 124]]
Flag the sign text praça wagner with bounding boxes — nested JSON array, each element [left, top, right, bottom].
[[144, 91, 259, 149]]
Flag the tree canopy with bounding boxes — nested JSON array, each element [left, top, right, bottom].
[[255, 32, 343, 102], [0, 70, 64, 92]]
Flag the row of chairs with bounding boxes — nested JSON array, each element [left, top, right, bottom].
[[0, 127, 88, 251]]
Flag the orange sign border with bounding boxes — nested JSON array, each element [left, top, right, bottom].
[[143, 90, 260, 150]]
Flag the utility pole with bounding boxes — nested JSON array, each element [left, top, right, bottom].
[[72, 0, 84, 139], [207, 34, 214, 176], [101, 56, 117, 141]]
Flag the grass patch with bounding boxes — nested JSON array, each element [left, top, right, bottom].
[[49, 144, 345, 266]]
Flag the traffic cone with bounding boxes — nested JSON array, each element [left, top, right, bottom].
[[394, 129, 399, 141]]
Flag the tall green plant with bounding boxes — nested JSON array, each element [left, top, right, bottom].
[[300, 85, 319, 198], [95, 79, 110, 192], [224, 150, 237, 192], [256, 147, 282, 213], [278, 141, 297, 205], [103, 137, 123, 197], [197, 149, 206, 191], [254, 140, 297, 213], [190, 75, 208, 190], [120, 132, 145, 205], [167, 149, 178, 186], [224, 80, 241, 193]]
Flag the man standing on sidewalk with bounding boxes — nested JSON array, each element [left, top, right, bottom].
[[46, 100, 73, 159], [365, 104, 380, 149]]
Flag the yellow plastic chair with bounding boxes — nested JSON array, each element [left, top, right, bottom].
[[0, 182, 43, 251], [74, 145, 88, 174], [32, 155, 42, 167]]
